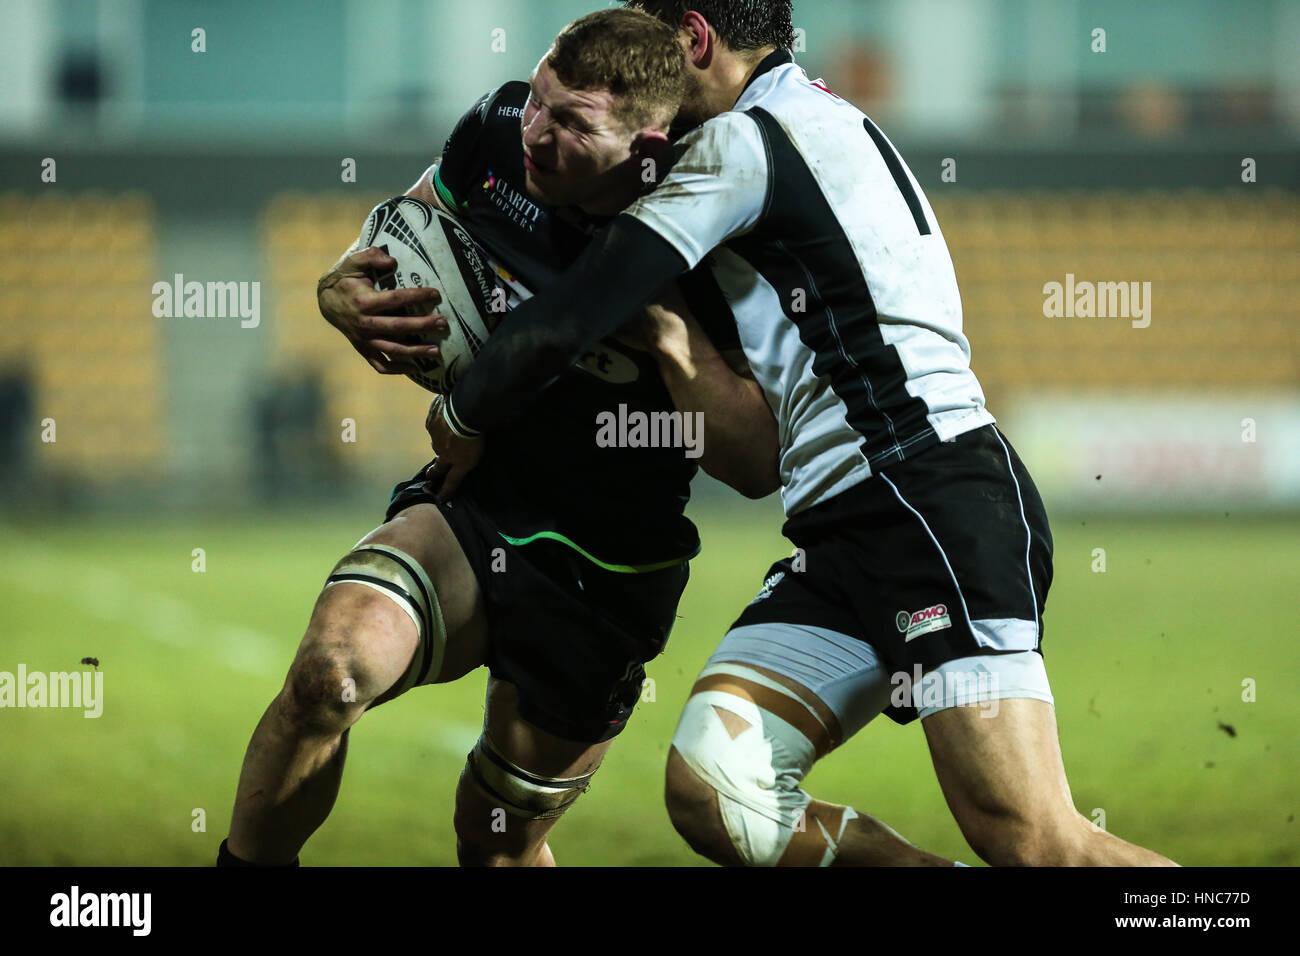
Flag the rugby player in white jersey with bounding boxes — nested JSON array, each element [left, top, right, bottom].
[[219, 9, 781, 868], [428, 0, 1177, 866]]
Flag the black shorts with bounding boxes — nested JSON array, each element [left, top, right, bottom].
[[386, 467, 690, 743], [731, 424, 1054, 724]]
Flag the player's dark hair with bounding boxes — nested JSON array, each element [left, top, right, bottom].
[[624, 0, 796, 53], [547, 8, 686, 131]]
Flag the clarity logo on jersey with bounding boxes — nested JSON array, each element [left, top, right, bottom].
[[752, 571, 786, 604], [896, 603, 951, 641], [481, 169, 543, 230]]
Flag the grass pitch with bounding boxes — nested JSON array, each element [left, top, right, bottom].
[[1, 504, 1295, 866]]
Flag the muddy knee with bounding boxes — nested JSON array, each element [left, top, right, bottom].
[[287, 541, 451, 723], [282, 585, 420, 732]]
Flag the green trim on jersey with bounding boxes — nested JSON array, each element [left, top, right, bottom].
[[497, 530, 699, 574], [433, 165, 466, 212]]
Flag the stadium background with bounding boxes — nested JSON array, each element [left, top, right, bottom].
[[0, 0, 1296, 865]]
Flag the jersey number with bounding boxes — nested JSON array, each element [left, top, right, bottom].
[[862, 117, 931, 236]]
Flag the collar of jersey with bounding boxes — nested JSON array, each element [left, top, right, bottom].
[[742, 48, 796, 96]]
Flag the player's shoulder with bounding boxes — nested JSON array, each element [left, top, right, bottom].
[[744, 64, 869, 139], [441, 82, 529, 197], [685, 108, 765, 143], [454, 81, 530, 138], [670, 110, 769, 174], [481, 80, 530, 124]]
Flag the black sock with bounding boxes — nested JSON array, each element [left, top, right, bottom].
[[217, 838, 300, 867]]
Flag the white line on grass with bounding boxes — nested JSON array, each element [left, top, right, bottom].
[[1, 531, 487, 758], [2, 534, 274, 675]]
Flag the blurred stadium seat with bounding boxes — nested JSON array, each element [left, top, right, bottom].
[[938, 189, 1300, 409], [262, 192, 437, 480], [0, 191, 165, 481]]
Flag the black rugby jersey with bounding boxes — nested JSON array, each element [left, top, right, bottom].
[[430, 82, 739, 570]]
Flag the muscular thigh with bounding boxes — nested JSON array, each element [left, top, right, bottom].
[[348, 503, 486, 682], [922, 697, 1075, 829], [483, 677, 611, 778], [292, 503, 487, 706]]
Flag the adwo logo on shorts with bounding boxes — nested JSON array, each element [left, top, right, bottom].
[[896, 603, 951, 641]]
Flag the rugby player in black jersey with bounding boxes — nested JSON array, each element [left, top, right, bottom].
[[217, 8, 778, 867]]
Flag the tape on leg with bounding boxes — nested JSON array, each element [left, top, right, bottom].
[[813, 806, 859, 866], [324, 543, 446, 697], [671, 689, 816, 866], [465, 734, 593, 820]]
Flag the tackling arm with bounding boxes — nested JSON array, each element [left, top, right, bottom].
[[634, 286, 779, 499], [443, 215, 689, 437]]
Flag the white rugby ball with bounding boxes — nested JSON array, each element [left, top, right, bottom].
[[356, 196, 504, 394]]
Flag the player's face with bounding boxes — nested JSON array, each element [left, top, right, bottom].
[[521, 58, 648, 214]]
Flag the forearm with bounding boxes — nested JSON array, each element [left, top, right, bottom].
[[445, 215, 687, 436], [655, 334, 780, 499], [316, 166, 447, 374]]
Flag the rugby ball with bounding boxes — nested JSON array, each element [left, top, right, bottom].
[[356, 196, 505, 394]]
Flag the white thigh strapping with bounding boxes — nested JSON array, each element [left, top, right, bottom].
[[704, 624, 1055, 728], [705, 623, 895, 740]]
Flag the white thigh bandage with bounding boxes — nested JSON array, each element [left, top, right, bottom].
[[706, 624, 894, 741], [672, 663, 826, 867], [324, 543, 446, 698], [466, 734, 594, 820]]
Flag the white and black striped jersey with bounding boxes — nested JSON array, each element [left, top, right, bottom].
[[623, 50, 994, 515], [447, 51, 993, 517]]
